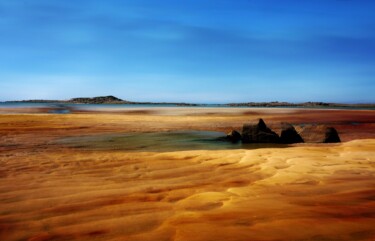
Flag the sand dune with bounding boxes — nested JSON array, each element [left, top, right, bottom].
[[0, 109, 374, 240]]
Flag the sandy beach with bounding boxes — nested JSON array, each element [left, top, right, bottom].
[[1, 107, 375, 241]]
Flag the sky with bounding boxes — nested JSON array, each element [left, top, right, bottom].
[[0, 0, 374, 103]]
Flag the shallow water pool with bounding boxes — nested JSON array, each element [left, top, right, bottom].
[[56, 131, 284, 152]]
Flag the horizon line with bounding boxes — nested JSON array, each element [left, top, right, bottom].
[[1, 95, 374, 105]]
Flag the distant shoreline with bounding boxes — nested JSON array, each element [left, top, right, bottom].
[[2, 95, 375, 109]]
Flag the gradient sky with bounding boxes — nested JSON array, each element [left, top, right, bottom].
[[0, 0, 374, 103]]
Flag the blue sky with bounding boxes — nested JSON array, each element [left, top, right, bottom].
[[0, 0, 374, 103]]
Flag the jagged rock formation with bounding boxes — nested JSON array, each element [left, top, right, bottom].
[[226, 130, 242, 143], [242, 119, 280, 143], [232, 120, 342, 144], [324, 127, 341, 143], [280, 123, 304, 144]]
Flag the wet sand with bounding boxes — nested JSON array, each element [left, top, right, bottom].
[[0, 108, 375, 241]]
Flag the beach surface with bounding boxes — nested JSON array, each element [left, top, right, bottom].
[[1, 107, 375, 241]]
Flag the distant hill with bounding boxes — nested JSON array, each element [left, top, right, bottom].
[[6, 96, 132, 104], [4, 96, 199, 106], [69, 95, 129, 104], [3, 96, 374, 108], [225, 101, 375, 108]]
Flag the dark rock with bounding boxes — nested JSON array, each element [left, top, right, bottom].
[[280, 123, 304, 144], [257, 118, 267, 130], [226, 130, 242, 143], [324, 127, 341, 143], [242, 119, 280, 143]]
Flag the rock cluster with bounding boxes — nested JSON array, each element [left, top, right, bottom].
[[226, 119, 341, 144]]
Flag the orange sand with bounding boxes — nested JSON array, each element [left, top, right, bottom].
[[0, 108, 374, 241]]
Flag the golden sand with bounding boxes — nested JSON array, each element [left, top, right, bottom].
[[0, 109, 374, 241]]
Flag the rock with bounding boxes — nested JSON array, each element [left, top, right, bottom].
[[280, 123, 304, 144], [226, 130, 242, 143], [257, 118, 267, 130], [299, 125, 326, 143], [324, 127, 341, 143], [299, 125, 341, 143], [242, 119, 280, 143]]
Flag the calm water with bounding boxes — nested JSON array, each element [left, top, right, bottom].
[[0, 102, 224, 114], [0, 102, 221, 108], [55, 131, 284, 152], [1, 102, 374, 113]]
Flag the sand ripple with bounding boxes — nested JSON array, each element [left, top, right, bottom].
[[1, 140, 375, 241]]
